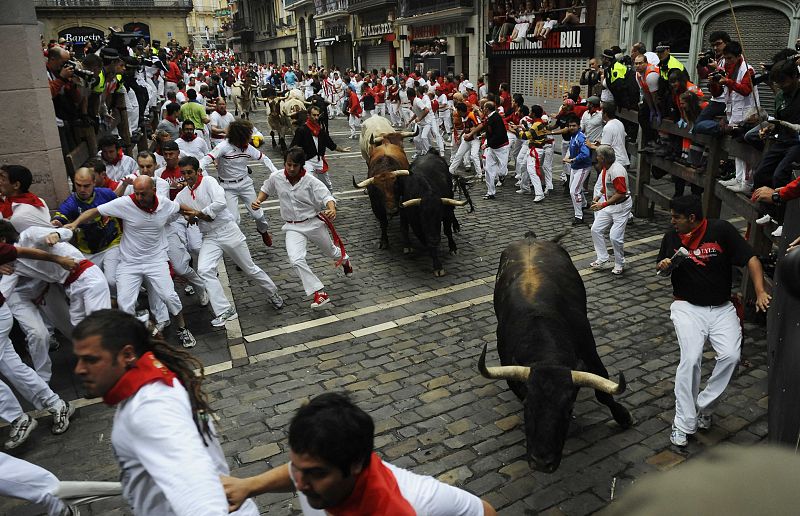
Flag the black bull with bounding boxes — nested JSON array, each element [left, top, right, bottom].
[[398, 152, 472, 276], [479, 232, 634, 472]]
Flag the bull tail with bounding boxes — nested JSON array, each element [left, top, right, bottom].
[[550, 230, 571, 244], [455, 176, 475, 213]]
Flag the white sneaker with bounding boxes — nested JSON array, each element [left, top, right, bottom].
[[533, 195, 545, 203], [756, 214, 772, 225], [198, 290, 210, 307], [718, 178, 738, 187], [269, 292, 285, 310], [49, 400, 75, 435], [211, 308, 238, 327], [772, 225, 783, 237], [516, 189, 531, 194], [155, 319, 171, 334], [184, 285, 195, 295], [670, 425, 688, 447], [590, 259, 609, 269], [697, 412, 712, 430], [4, 414, 37, 449], [177, 327, 197, 348], [612, 265, 624, 275]]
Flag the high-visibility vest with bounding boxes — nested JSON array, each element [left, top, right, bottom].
[[660, 55, 686, 81], [636, 63, 660, 93], [610, 61, 628, 83]]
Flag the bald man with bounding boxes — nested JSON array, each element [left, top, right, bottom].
[[64, 176, 197, 348]]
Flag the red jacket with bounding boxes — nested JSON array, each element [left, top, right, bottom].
[[373, 83, 386, 103], [348, 90, 362, 116]]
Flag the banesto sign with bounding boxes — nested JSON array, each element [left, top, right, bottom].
[[490, 26, 595, 58]]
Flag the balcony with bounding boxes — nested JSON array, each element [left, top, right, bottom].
[[34, 0, 193, 11], [319, 24, 348, 39], [232, 16, 254, 42], [397, 0, 471, 19], [284, 0, 313, 10], [347, 0, 395, 13], [314, 0, 350, 20]]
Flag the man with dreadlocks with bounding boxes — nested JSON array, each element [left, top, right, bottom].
[[72, 309, 260, 516]]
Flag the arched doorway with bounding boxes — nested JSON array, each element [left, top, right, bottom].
[[651, 18, 691, 53]]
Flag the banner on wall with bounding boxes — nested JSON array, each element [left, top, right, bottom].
[[489, 27, 595, 58]]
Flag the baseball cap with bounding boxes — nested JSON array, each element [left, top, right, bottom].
[[586, 96, 601, 105], [464, 81, 475, 90]]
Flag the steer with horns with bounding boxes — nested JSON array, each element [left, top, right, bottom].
[[354, 116, 418, 249], [479, 232, 634, 472]]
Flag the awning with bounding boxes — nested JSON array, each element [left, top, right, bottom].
[[314, 36, 344, 46]]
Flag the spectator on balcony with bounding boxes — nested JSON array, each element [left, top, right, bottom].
[[562, 0, 587, 25], [580, 58, 601, 98], [694, 31, 731, 127]]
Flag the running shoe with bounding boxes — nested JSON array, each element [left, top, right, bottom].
[[342, 260, 354, 278], [184, 285, 195, 295], [311, 291, 330, 308], [670, 425, 688, 447], [177, 327, 197, 348], [50, 400, 75, 435], [697, 412, 712, 430], [590, 259, 609, 269], [199, 290, 210, 307], [211, 308, 238, 327], [4, 414, 37, 449], [261, 232, 273, 247], [270, 292, 285, 310]]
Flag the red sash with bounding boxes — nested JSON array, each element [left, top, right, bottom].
[[317, 213, 346, 267], [328, 453, 414, 516], [103, 352, 177, 405], [529, 147, 543, 180]]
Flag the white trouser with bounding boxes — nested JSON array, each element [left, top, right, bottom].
[[199, 222, 279, 316], [414, 123, 432, 155], [65, 265, 112, 326], [524, 150, 545, 196], [306, 158, 333, 192], [449, 138, 482, 176], [734, 157, 752, 186], [0, 304, 59, 422], [0, 453, 67, 516], [439, 108, 452, 135], [348, 114, 362, 137], [543, 143, 554, 190], [514, 145, 528, 180], [284, 218, 348, 296], [87, 245, 120, 294], [590, 197, 633, 266], [670, 300, 741, 434], [401, 105, 412, 125], [485, 145, 510, 195], [167, 220, 205, 293], [5, 278, 70, 383], [364, 109, 374, 119], [387, 102, 400, 125], [569, 167, 591, 219], [429, 119, 445, 155], [116, 261, 182, 317], [375, 102, 386, 117], [507, 133, 519, 164], [560, 140, 570, 181], [221, 176, 269, 233]]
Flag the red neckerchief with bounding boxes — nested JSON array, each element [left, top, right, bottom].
[[285, 168, 306, 185], [189, 173, 204, 199], [165, 114, 178, 125], [182, 132, 197, 142], [327, 453, 414, 516], [306, 118, 321, 137], [129, 193, 159, 213], [0, 193, 45, 218], [109, 148, 124, 165], [103, 352, 177, 405], [678, 218, 708, 250]]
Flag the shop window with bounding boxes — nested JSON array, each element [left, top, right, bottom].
[[651, 18, 690, 53]]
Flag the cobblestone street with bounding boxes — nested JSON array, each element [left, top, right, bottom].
[[1, 113, 769, 515]]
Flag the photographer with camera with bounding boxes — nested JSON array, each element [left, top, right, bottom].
[[46, 45, 83, 155], [695, 31, 731, 127]]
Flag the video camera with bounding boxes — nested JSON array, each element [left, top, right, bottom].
[[63, 59, 95, 82], [708, 68, 727, 81], [698, 49, 716, 67]]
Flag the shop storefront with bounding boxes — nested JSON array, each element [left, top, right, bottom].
[[486, 0, 598, 109], [357, 20, 396, 71], [315, 22, 352, 69]]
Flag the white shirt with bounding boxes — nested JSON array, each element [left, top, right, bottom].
[[176, 136, 210, 161], [600, 118, 630, 167], [4, 198, 51, 234], [11, 227, 83, 285], [600, 78, 614, 102], [580, 109, 604, 142], [209, 111, 236, 143], [97, 194, 179, 263], [260, 170, 334, 223], [413, 96, 434, 125], [297, 459, 483, 516], [100, 153, 138, 181], [199, 141, 279, 182], [112, 379, 259, 516], [174, 174, 234, 234]]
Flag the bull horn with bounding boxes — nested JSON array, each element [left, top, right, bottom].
[[392, 169, 410, 176], [441, 198, 468, 207], [401, 198, 422, 208], [370, 134, 385, 145], [478, 343, 531, 382], [355, 177, 375, 188], [399, 127, 418, 138], [571, 370, 626, 395]]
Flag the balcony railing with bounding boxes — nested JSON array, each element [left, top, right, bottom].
[[347, 0, 395, 12], [34, 0, 193, 7], [398, 0, 471, 18]]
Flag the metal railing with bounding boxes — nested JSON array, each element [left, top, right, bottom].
[[397, 0, 471, 17], [34, 0, 193, 7], [315, 0, 349, 16]]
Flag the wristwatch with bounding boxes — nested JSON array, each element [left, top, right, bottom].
[[772, 190, 782, 204]]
